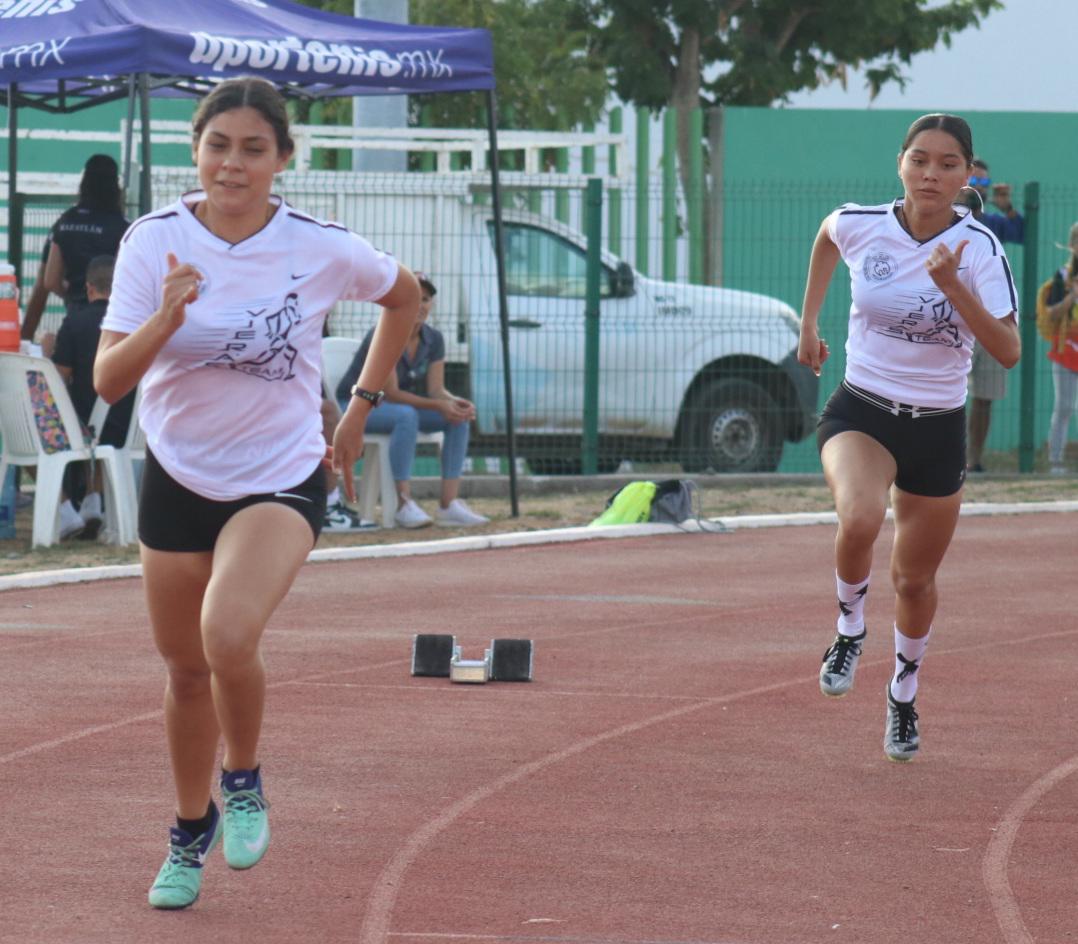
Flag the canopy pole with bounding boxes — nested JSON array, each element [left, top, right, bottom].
[[137, 73, 152, 215], [122, 75, 137, 211], [6, 83, 17, 267], [485, 89, 519, 516]]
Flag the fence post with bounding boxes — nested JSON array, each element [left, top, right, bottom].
[[555, 146, 570, 223], [1018, 180, 1040, 473], [635, 107, 649, 275], [662, 108, 677, 281], [582, 178, 603, 475]]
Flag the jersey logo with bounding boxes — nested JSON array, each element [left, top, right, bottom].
[[207, 291, 302, 381], [874, 290, 963, 349], [862, 250, 897, 283]]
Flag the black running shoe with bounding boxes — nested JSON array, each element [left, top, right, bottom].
[[883, 684, 920, 762], [819, 629, 865, 697]]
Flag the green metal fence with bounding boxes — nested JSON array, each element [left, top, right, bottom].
[[11, 169, 1069, 477]]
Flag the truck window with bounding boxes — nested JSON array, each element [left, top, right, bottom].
[[488, 222, 611, 299]]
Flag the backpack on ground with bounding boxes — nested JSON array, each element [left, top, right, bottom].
[[588, 478, 726, 531]]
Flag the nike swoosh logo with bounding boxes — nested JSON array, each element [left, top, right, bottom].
[[244, 821, 269, 853], [274, 492, 313, 503], [290, 272, 308, 280]]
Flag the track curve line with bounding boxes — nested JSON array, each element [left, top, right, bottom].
[[982, 753, 1078, 944], [357, 674, 812, 944]]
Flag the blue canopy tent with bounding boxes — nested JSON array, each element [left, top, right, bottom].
[[0, 0, 521, 512]]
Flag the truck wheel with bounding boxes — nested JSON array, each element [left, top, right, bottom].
[[679, 378, 784, 472]]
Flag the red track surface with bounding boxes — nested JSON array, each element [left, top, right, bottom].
[[2, 513, 1076, 944]]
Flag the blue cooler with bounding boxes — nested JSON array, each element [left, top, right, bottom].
[[0, 466, 15, 539]]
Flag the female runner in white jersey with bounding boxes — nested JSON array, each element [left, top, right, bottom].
[[93, 77, 420, 908], [797, 113, 1020, 762]]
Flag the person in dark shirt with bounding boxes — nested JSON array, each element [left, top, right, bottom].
[[44, 154, 130, 312], [335, 273, 488, 528], [52, 254, 134, 538], [962, 157, 1024, 473]]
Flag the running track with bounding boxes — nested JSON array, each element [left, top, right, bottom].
[[1, 510, 1076, 944]]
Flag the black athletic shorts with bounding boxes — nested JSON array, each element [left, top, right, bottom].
[[817, 381, 967, 498], [139, 449, 327, 552]]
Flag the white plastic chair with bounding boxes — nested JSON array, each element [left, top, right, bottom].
[[88, 382, 145, 506], [0, 352, 137, 547], [321, 336, 443, 528]]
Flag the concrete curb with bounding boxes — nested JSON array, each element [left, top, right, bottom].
[[2, 500, 1077, 594]]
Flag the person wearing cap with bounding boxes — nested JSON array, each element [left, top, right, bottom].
[[335, 272, 489, 528], [1039, 222, 1078, 475]]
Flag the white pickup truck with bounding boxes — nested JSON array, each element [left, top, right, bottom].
[[326, 181, 820, 473]]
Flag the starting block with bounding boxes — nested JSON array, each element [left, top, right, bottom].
[[411, 634, 533, 683]]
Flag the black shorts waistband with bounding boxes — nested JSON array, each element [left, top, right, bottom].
[[841, 381, 964, 419]]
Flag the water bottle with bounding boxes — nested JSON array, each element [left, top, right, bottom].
[[0, 263, 19, 352]]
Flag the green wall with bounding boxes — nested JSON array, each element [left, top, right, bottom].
[[1, 99, 197, 174]]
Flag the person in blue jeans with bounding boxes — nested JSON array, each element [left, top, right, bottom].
[[336, 273, 488, 528]]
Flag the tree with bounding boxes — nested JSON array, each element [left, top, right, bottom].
[[569, 0, 1001, 280], [409, 0, 608, 133]]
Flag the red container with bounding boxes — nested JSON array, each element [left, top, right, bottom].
[[0, 263, 19, 352]]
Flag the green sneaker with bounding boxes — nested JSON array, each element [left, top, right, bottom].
[[147, 808, 221, 910], [221, 768, 270, 870]]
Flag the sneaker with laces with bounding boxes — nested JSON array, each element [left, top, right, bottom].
[[221, 768, 271, 870], [78, 491, 103, 540], [148, 807, 222, 909], [394, 497, 433, 529], [59, 499, 84, 540], [323, 500, 377, 532], [436, 498, 490, 527], [819, 629, 866, 697], [883, 684, 920, 762]]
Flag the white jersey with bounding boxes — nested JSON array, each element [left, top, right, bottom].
[[827, 199, 1017, 409], [102, 191, 398, 500]]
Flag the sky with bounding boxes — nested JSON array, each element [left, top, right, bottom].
[[785, 0, 1068, 112]]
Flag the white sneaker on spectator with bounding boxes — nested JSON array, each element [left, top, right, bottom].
[[394, 498, 433, 529], [436, 499, 489, 527], [79, 491, 104, 539], [59, 499, 84, 540]]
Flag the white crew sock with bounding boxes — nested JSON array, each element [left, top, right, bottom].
[[836, 572, 870, 637], [890, 624, 931, 703], [327, 487, 341, 507]]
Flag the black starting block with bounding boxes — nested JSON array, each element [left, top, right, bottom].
[[411, 634, 533, 683]]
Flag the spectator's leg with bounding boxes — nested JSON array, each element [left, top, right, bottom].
[[417, 408, 470, 508], [364, 402, 419, 506], [1049, 363, 1078, 467]]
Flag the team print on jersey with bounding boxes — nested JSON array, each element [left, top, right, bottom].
[[877, 283, 963, 349], [192, 290, 303, 382]]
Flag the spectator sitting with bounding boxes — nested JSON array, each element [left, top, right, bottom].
[[51, 254, 135, 539], [335, 272, 489, 528]]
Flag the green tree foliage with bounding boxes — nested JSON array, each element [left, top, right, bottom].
[[571, 0, 1002, 111], [292, 0, 608, 130], [409, 0, 608, 130]]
